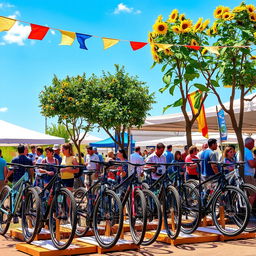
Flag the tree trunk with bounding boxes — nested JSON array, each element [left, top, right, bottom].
[[186, 123, 193, 148]]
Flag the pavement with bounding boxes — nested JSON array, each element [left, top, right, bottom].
[[0, 232, 255, 256]]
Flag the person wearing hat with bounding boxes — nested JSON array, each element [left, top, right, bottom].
[[53, 144, 62, 165]]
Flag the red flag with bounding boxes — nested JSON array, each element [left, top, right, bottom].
[[28, 24, 49, 40], [130, 41, 148, 51], [185, 45, 201, 50]]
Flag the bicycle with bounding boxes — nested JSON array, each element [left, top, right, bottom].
[[74, 161, 123, 249], [0, 163, 40, 243]]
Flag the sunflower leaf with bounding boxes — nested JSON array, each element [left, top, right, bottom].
[[163, 74, 171, 85]]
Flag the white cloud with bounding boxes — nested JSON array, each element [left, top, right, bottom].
[[0, 107, 8, 112], [0, 3, 14, 9], [8, 10, 20, 19], [114, 3, 141, 15], [50, 30, 56, 35]]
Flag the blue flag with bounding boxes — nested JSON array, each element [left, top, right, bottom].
[[76, 33, 92, 50], [217, 109, 228, 142]]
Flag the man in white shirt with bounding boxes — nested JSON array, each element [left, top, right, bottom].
[[130, 146, 145, 176], [145, 143, 166, 180]]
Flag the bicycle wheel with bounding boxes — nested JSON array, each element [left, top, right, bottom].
[[22, 187, 41, 243], [241, 183, 256, 232], [49, 188, 77, 250], [74, 187, 90, 237], [180, 183, 201, 234], [0, 185, 11, 235], [142, 189, 162, 245], [163, 185, 181, 239], [212, 185, 250, 236], [129, 189, 147, 245], [93, 190, 123, 249]]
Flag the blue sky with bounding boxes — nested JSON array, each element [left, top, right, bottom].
[[0, 0, 251, 139]]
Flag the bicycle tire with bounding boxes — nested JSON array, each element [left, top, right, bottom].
[[212, 185, 250, 236], [163, 185, 181, 239], [129, 189, 147, 245], [93, 190, 123, 249], [22, 187, 41, 243], [241, 183, 256, 232], [0, 185, 11, 235], [141, 189, 162, 245], [185, 179, 199, 188], [74, 187, 90, 237], [180, 183, 201, 234], [49, 188, 77, 250]]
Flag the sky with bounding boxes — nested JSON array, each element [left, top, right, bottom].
[[0, 0, 253, 139]]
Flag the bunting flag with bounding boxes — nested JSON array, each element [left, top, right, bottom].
[[28, 24, 49, 40], [76, 33, 92, 50], [130, 41, 148, 51], [102, 38, 119, 50], [0, 16, 16, 32], [155, 43, 173, 52], [185, 45, 201, 50], [187, 90, 209, 138], [204, 46, 220, 55], [59, 30, 76, 45]]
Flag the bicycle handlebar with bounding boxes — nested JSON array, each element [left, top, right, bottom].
[[208, 161, 245, 166]]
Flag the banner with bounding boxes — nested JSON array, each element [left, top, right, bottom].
[[188, 90, 208, 138], [217, 108, 228, 141]]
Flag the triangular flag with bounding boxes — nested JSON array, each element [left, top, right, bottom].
[[76, 33, 92, 50], [130, 41, 148, 51], [102, 38, 119, 50], [0, 16, 16, 32], [185, 45, 201, 50], [204, 46, 220, 55], [154, 43, 173, 52], [59, 30, 76, 45], [28, 24, 49, 40]]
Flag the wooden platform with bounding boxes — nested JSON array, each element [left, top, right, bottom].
[[16, 239, 97, 256], [112, 221, 159, 233], [77, 236, 139, 253]]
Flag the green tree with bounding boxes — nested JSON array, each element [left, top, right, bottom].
[[86, 65, 155, 151], [46, 123, 70, 143], [149, 11, 217, 147], [39, 74, 94, 163]]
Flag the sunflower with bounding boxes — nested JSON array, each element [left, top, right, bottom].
[[152, 53, 161, 63], [148, 32, 155, 44], [222, 7, 230, 14], [233, 6, 246, 13], [206, 28, 212, 36], [168, 9, 178, 23], [180, 20, 192, 33], [201, 48, 208, 55], [249, 13, 256, 22], [172, 25, 182, 34], [222, 12, 235, 21], [193, 18, 203, 33], [179, 14, 186, 22], [250, 56, 256, 60], [191, 39, 199, 46], [153, 21, 168, 35], [150, 44, 158, 55], [214, 6, 225, 18], [164, 48, 174, 56], [200, 19, 210, 31], [212, 22, 218, 34], [254, 32, 256, 38], [246, 4, 255, 13]]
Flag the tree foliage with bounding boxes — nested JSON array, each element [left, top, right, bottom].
[[46, 123, 70, 143]]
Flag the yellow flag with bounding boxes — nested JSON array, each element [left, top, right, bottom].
[[0, 16, 16, 32], [155, 43, 173, 52], [102, 38, 119, 50], [204, 46, 220, 55], [59, 30, 76, 45]]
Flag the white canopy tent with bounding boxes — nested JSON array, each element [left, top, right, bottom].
[[0, 120, 65, 145], [79, 133, 102, 145], [133, 93, 256, 133]]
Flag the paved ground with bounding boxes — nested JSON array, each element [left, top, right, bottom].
[[0, 233, 255, 256]]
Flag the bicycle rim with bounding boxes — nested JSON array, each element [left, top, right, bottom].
[[163, 185, 181, 239], [49, 188, 77, 249], [0, 185, 11, 235], [93, 190, 123, 249], [212, 186, 250, 236]]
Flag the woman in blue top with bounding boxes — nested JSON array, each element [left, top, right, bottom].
[[223, 146, 236, 174], [171, 151, 185, 182]]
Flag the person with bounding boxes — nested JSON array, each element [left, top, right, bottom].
[[200, 138, 219, 179], [84, 146, 100, 187], [0, 149, 8, 192], [39, 147, 59, 186], [130, 146, 145, 177], [197, 143, 208, 159], [164, 144, 174, 163], [171, 150, 185, 181], [116, 149, 128, 183], [185, 146, 199, 181], [223, 146, 236, 173], [93, 147, 103, 172], [254, 149, 256, 160], [60, 143, 79, 190], [145, 143, 166, 181], [106, 151, 115, 162], [53, 144, 62, 165], [142, 149, 148, 159], [181, 145, 189, 161], [28, 145, 37, 162]]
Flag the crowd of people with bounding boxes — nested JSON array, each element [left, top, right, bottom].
[[1, 136, 256, 193]]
